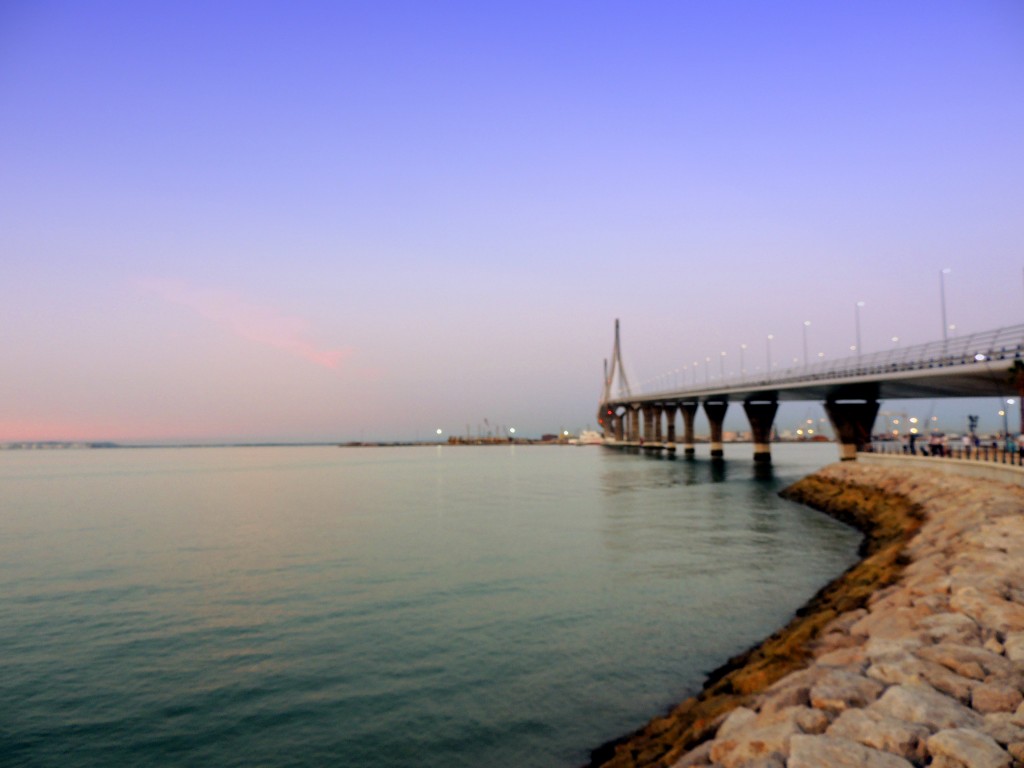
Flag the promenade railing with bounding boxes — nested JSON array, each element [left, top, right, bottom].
[[866, 439, 1024, 467]]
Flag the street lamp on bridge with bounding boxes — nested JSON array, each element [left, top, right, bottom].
[[940, 268, 951, 342], [740, 343, 747, 376], [855, 301, 865, 357], [766, 334, 774, 379], [802, 320, 811, 365]]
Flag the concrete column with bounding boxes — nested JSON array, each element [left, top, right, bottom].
[[664, 404, 678, 446], [825, 399, 880, 460], [654, 406, 664, 443], [642, 405, 654, 444], [743, 400, 778, 463], [615, 409, 625, 441], [680, 401, 698, 455], [704, 400, 728, 458], [630, 406, 641, 442]]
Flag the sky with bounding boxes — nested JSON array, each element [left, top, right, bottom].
[[2, 1, 1023, 443]]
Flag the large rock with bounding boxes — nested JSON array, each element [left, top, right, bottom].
[[917, 612, 981, 645], [867, 652, 975, 703], [983, 712, 1024, 746], [972, 682, 1024, 715], [669, 740, 712, 767], [1004, 631, 1024, 663], [808, 668, 885, 713], [950, 586, 1024, 635], [850, 607, 926, 642], [915, 642, 1014, 681], [870, 683, 983, 731], [708, 707, 826, 768], [716, 706, 757, 739], [788, 734, 914, 767], [826, 707, 930, 762], [926, 728, 1011, 768]]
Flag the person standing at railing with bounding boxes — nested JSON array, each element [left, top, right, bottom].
[[961, 433, 972, 459]]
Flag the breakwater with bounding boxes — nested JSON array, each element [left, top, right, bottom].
[[591, 462, 1024, 768]]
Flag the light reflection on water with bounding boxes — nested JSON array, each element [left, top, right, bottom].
[[0, 443, 859, 768]]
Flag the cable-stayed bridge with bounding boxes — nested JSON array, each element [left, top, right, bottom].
[[598, 322, 1024, 462]]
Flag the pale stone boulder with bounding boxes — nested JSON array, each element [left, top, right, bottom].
[[708, 706, 825, 768], [916, 642, 1014, 681], [716, 706, 756, 739], [972, 682, 1024, 714], [917, 612, 981, 645], [983, 712, 1024, 746], [850, 607, 925, 642], [826, 707, 930, 762], [788, 734, 914, 767], [808, 668, 885, 713], [867, 651, 975, 703], [1004, 631, 1024, 663], [926, 727, 1011, 768], [756, 668, 821, 715], [870, 683, 983, 731], [668, 739, 711, 767], [814, 644, 867, 669], [950, 586, 1024, 636]]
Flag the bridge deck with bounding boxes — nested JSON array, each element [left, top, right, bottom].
[[604, 324, 1023, 406]]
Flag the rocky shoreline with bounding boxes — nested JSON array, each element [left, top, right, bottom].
[[589, 462, 1024, 768]]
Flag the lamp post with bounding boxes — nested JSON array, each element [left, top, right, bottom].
[[802, 320, 811, 366], [855, 301, 865, 357], [740, 343, 747, 376], [940, 268, 951, 342], [766, 334, 774, 379], [705, 356, 711, 384], [1005, 398, 1016, 448], [719, 351, 726, 380]]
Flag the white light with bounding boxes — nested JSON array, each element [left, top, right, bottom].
[[436, 428, 442, 435], [1008, 399, 1016, 405], [563, 430, 569, 436], [509, 427, 516, 434], [974, 353, 987, 361]]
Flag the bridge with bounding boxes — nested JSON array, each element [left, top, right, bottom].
[[597, 321, 1024, 462]]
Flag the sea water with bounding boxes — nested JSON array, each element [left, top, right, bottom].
[[0, 443, 860, 767]]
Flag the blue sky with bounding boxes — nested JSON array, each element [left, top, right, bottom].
[[2, 1, 1023, 442]]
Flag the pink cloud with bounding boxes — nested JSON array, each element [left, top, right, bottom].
[[138, 278, 353, 370]]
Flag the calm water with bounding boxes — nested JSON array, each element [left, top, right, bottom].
[[0, 443, 859, 768]]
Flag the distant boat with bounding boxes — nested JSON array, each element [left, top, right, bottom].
[[575, 430, 603, 445]]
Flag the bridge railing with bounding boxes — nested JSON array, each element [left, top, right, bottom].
[[633, 323, 1024, 398]]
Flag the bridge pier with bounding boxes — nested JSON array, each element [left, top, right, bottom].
[[664, 404, 677, 447], [679, 401, 698, 456], [615, 408, 625, 441], [703, 400, 728, 459], [654, 405, 664, 443], [825, 399, 880, 460], [642, 405, 655, 444], [743, 399, 778, 463]]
